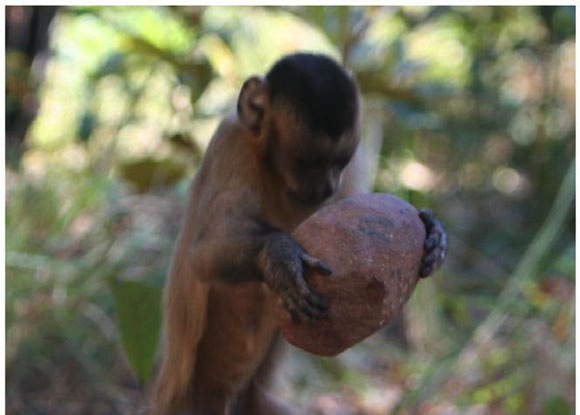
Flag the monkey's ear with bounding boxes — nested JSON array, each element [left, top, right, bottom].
[[237, 76, 268, 132]]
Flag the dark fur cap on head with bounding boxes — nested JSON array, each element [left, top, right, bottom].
[[265, 53, 359, 138]]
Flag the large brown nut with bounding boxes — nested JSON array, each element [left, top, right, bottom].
[[278, 193, 426, 356]]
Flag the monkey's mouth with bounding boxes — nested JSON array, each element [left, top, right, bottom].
[[287, 188, 330, 206]]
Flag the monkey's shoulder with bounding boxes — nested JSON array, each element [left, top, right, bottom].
[[200, 116, 256, 169], [187, 117, 262, 215]]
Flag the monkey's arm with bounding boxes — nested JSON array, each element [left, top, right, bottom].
[[189, 207, 329, 321]]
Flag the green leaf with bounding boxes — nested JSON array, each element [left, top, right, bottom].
[[541, 395, 573, 415], [110, 279, 162, 384]]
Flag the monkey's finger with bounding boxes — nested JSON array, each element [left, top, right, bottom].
[[419, 208, 434, 227], [297, 291, 329, 320], [426, 230, 447, 258], [281, 276, 328, 321], [296, 295, 327, 319], [301, 253, 332, 276], [281, 280, 326, 320], [424, 231, 441, 251], [420, 263, 434, 278], [419, 209, 447, 239], [281, 298, 303, 322], [294, 274, 328, 308], [419, 208, 448, 255], [420, 245, 446, 278], [286, 294, 322, 321]]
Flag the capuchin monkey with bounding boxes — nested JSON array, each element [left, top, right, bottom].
[[152, 53, 447, 415]]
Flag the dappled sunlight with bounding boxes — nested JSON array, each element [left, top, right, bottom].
[[492, 167, 529, 196], [406, 21, 471, 86], [398, 160, 436, 192], [6, 6, 575, 415]]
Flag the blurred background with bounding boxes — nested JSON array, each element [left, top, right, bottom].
[[5, 6, 575, 415]]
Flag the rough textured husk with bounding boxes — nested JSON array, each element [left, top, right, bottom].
[[278, 193, 425, 356]]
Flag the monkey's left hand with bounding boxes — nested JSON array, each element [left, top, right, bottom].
[[259, 233, 331, 322], [418, 209, 448, 278]]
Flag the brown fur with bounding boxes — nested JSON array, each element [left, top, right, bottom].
[[150, 53, 447, 415], [152, 54, 362, 415], [152, 117, 359, 414]]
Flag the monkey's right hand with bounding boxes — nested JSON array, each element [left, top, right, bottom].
[[258, 233, 331, 322]]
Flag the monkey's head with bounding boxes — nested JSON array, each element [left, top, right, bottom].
[[237, 53, 361, 206]]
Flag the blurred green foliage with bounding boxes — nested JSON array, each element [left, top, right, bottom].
[[6, 6, 574, 415], [109, 279, 162, 385]]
